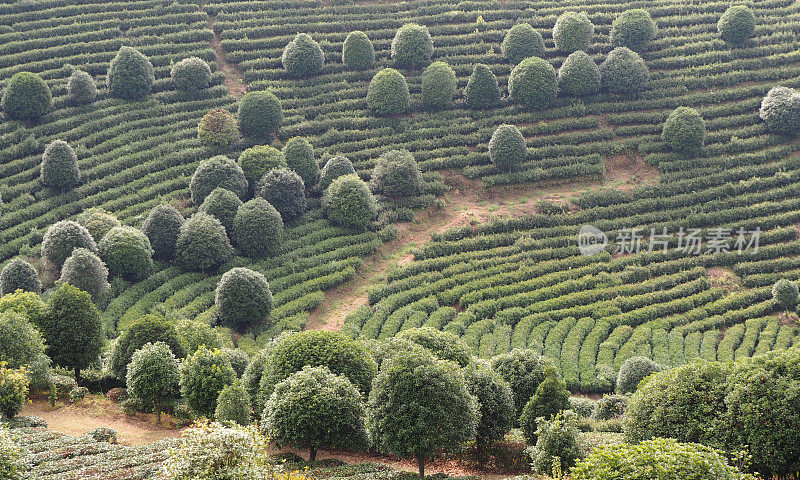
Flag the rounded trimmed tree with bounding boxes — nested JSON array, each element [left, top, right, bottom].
[[491, 348, 556, 416], [237, 145, 286, 187], [77, 208, 120, 243], [60, 248, 110, 307], [189, 155, 248, 205], [718, 5, 755, 45], [199, 187, 243, 233], [558, 50, 600, 96], [508, 56, 558, 110], [772, 278, 799, 309], [180, 345, 236, 418], [41, 140, 79, 191], [369, 149, 422, 197], [0, 259, 41, 295], [97, 225, 153, 281], [319, 155, 356, 190], [282, 33, 325, 77], [553, 12, 595, 53], [0, 311, 46, 371], [198, 109, 240, 152], [391, 23, 434, 68], [107, 46, 155, 100], [611, 9, 658, 52], [175, 212, 233, 272], [67, 69, 96, 105], [283, 137, 319, 188], [42, 220, 97, 269], [215, 267, 273, 332], [759, 86, 800, 136], [1, 71, 52, 122], [215, 381, 251, 426], [464, 64, 501, 109], [616, 356, 662, 394], [502, 23, 545, 65], [489, 124, 527, 172], [231, 198, 283, 259], [256, 168, 306, 221], [126, 341, 180, 423], [141, 205, 185, 260], [110, 314, 185, 380], [661, 106, 706, 154], [396, 326, 471, 366], [342, 31, 375, 70], [323, 174, 377, 231], [171, 56, 212, 93], [599, 47, 650, 94], [238, 90, 283, 138], [367, 68, 410, 115], [520, 366, 570, 442], [465, 363, 515, 449], [421, 61, 457, 110]]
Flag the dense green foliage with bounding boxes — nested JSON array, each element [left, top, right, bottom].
[[107, 46, 155, 100], [110, 314, 186, 380], [238, 90, 283, 138], [319, 155, 356, 191], [662, 106, 706, 154], [97, 225, 154, 281], [0, 260, 40, 295], [508, 56, 558, 110], [126, 341, 181, 422], [342, 31, 375, 70], [197, 109, 240, 151], [231, 198, 283, 259], [77, 208, 121, 244], [66, 69, 96, 105], [465, 363, 515, 446], [760, 86, 800, 135], [215, 267, 273, 332], [175, 212, 233, 272], [520, 366, 570, 441], [528, 411, 583, 475], [772, 278, 799, 308], [391, 23, 434, 68], [141, 205, 185, 261], [282, 33, 325, 77], [214, 382, 251, 426], [42, 220, 97, 269], [396, 326, 471, 366], [0, 311, 46, 372], [502, 23, 545, 65], [369, 149, 423, 197], [180, 346, 236, 418], [610, 9, 658, 51], [599, 47, 650, 94], [489, 124, 527, 172], [237, 145, 286, 187], [491, 349, 555, 416], [60, 248, 111, 306], [0, 364, 28, 419], [615, 356, 661, 394], [323, 174, 377, 230], [198, 187, 242, 234], [464, 64, 501, 109], [366, 68, 410, 115], [1, 72, 51, 121], [558, 51, 601, 96], [282, 137, 319, 187], [40, 140, 80, 191], [718, 5, 756, 45], [171, 57, 212, 93], [190, 156, 248, 205], [256, 168, 306, 220], [421, 61, 457, 110], [553, 12, 595, 53]]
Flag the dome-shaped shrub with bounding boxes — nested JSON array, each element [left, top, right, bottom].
[[40, 140, 80, 191], [319, 155, 356, 190], [42, 220, 97, 269], [175, 212, 233, 272], [126, 341, 180, 423], [502, 23, 545, 65], [282, 33, 325, 77], [508, 56, 558, 110], [0, 259, 41, 295], [599, 47, 650, 94], [107, 46, 155, 100], [215, 267, 273, 332], [256, 168, 306, 221], [180, 345, 236, 418], [238, 91, 283, 138], [421, 61, 457, 110], [342, 31, 375, 70], [369, 149, 422, 197], [366, 68, 410, 115], [616, 356, 662, 394], [231, 198, 283, 259], [772, 278, 799, 308], [1, 71, 52, 121], [189, 155, 248, 205], [391, 23, 433, 68], [60, 248, 110, 306], [611, 9, 658, 51], [661, 106, 706, 154], [223, 348, 250, 377], [396, 326, 472, 366], [491, 348, 556, 415], [558, 50, 600, 96], [199, 187, 243, 233], [759, 86, 800, 136], [198, 109, 240, 152], [237, 145, 286, 187], [718, 5, 755, 45], [465, 363, 515, 446], [553, 12, 595, 53], [0, 310, 46, 372], [215, 382, 251, 425], [110, 314, 185, 380], [464, 64, 501, 109], [77, 208, 120, 243], [283, 137, 319, 187], [520, 367, 570, 442], [141, 205, 185, 260], [489, 124, 527, 172], [323, 174, 377, 230], [98, 225, 153, 281], [67, 69, 96, 105], [171, 56, 212, 93]]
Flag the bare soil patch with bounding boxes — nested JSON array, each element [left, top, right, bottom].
[[207, 16, 248, 98], [706, 267, 744, 293], [603, 153, 660, 190]]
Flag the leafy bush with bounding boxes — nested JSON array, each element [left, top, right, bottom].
[[175, 212, 233, 272], [60, 248, 110, 306], [391, 23, 433, 68], [718, 5, 755, 45], [67, 69, 96, 105], [509, 56, 558, 110], [97, 226, 153, 281], [489, 124, 527, 172], [520, 366, 570, 442], [319, 155, 356, 190], [215, 267, 273, 332], [0, 259, 41, 295], [662, 106, 706, 154], [264, 366, 369, 462], [110, 314, 185, 380], [198, 187, 242, 234], [282, 33, 325, 77], [283, 137, 319, 187], [592, 394, 628, 420], [126, 341, 180, 422], [77, 208, 120, 243], [367, 348, 477, 477], [107, 46, 155, 100], [369, 149, 422, 197], [0, 425, 24, 480], [491, 348, 556, 416], [342, 31, 375, 70], [176, 317, 223, 356], [421, 61, 457, 110], [242, 348, 271, 407], [396, 326, 471, 366], [599, 47, 650, 94], [772, 278, 799, 308], [238, 91, 283, 138], [571, 438, 755, 480], [197, 109, 240, 152], [527, 410, 583, 475], [40, 283, 102, 383], [40, 140, 79, 191], [171, 56, 212, 92], [558, 51, 600, 96], [616, 356, 662, 394], [189, 155, 248, 205], [215, 381, 251, 426], [238, 145, 286, 187], [0, 363, 28, 419], [223, 349, 249, 378], [569, 397, 596, 418], [465, 362, 515, 447], [610, 9, 658, 51], [256, 168, 306, 221], [323, 174, 377, 230], [141, 205, 185, 260], [464, 64, 501, 109], [759, 86, 800, 136], [0, 291, 46, 330], [502, 23, 545, 65], [0, 312, 45, 373], [181, 346, 236, 418], [367, 68, 410, 115], [42, 220, 97, 269], [553, 12, 595, 53], [232, 198, 283, 259], [1, 71, 51, 121]]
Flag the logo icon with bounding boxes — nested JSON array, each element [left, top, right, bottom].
[[578, 225, 607, 256]]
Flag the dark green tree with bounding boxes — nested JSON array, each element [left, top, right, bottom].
[[141, 205, 185, 260], [502, 23, 545, 65], [40, 140, 80, 191], [1, 71, 52, 122], [231, 198, 283, 259], [464, 64, 501, 109], [367, 68, 410, 115], [282, 33, 325, 77], [215, 267, 273, 332], [508, 56, 558, 109], [283, 137, 319, 188], [323, 174, 377, 230], [391, 23, 434, 68], [342, 31, 375, 70], [238, 91, 283, 138], [0, 259, 41, 295], [107, 46, 155, 100]]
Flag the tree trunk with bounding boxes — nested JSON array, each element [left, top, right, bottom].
[[155, 394, 162, 424], [74, 368, 81, 386], [416, 453, 425, 478], [309, 447, 317, 463]]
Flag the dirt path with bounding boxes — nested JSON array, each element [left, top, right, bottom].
[[305, 171, 599, 331], [205, 10, 247, 98]]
